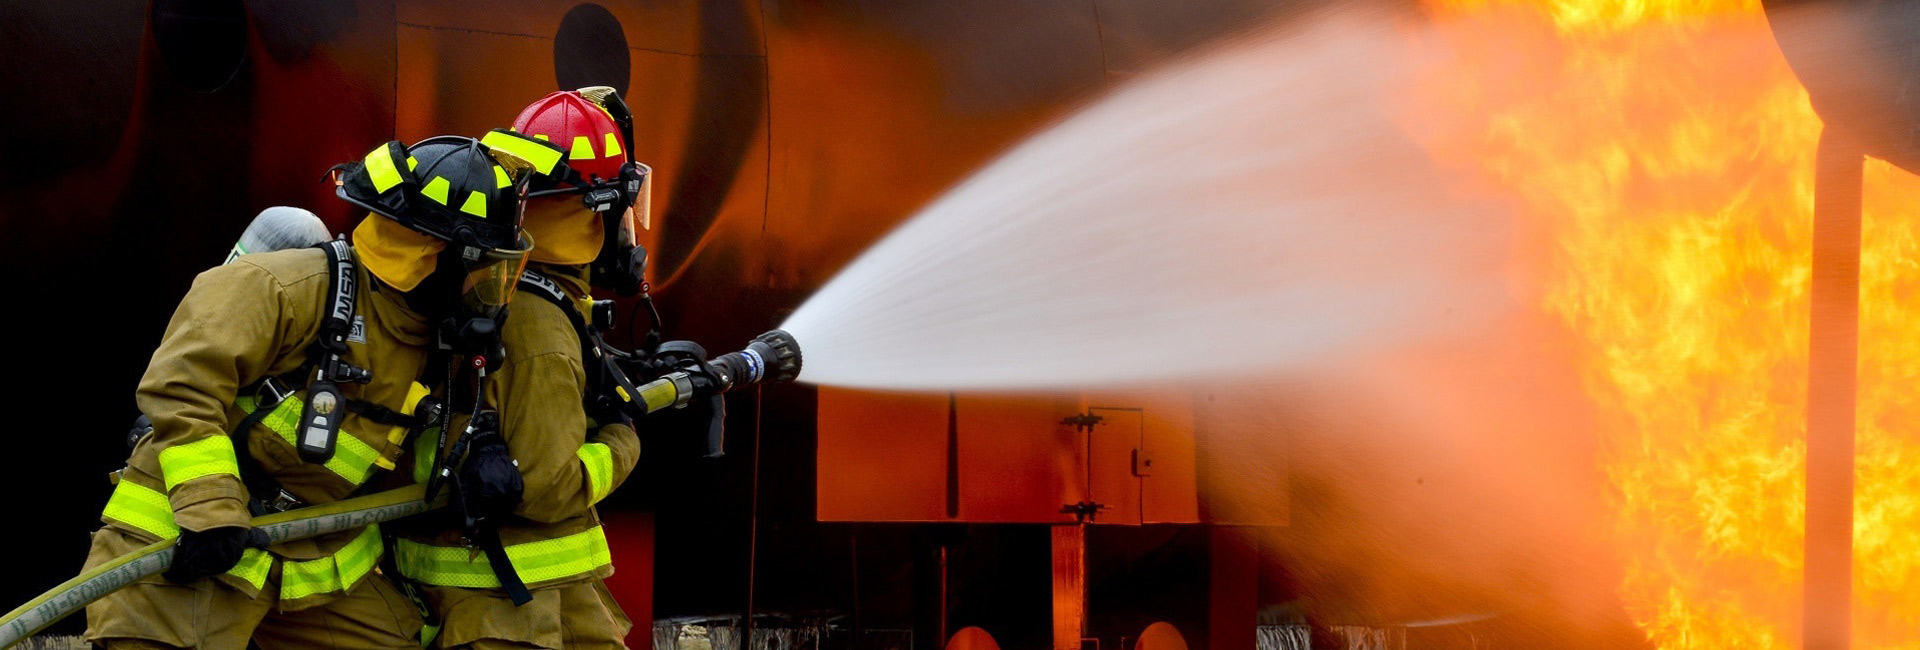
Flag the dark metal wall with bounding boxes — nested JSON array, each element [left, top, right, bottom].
[[0, 0, 1293, 641]]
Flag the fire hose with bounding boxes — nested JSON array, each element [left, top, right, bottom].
[[0, 330, 801, 649], [0, 484, 443, 649]]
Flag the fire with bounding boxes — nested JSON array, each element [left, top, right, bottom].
[[1406, 0, 1920, 648]]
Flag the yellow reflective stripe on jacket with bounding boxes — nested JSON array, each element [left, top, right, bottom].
[[394, 525, 612, 588], [239, 395, 382, 487], [102, 480, 180, 539], [577, 443, 614, 504], [413, 426, 440, 484], [100, 481, 272, 588], [281, 524, 384, 600], [157, 436, 241, 490], [228, 548, 272, 590]]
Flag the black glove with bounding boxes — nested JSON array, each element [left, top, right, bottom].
[[165, 526, 269, 582], [453, 416, 523, 529]]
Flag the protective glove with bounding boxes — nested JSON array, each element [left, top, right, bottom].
[[453, 415, 523, 529], [165, 525, 269, 582]]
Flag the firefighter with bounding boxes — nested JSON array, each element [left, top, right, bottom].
[[390, 88, 649, 650], [85, 136, 538, 650]]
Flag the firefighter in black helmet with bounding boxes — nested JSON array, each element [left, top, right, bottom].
[[83, 136, 535, 650]]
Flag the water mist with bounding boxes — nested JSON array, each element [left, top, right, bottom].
[[780, 10, 1513, 391]]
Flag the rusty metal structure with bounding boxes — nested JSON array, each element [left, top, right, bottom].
[[1, 1, 1298, 648], [1762, 2, 1920, 648]]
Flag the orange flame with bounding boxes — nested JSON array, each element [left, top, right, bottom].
[[1407, 1, 1920, 648]]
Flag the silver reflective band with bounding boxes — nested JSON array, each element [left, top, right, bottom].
[[742, 348, 765, 384], [669, 373, 695, 409]]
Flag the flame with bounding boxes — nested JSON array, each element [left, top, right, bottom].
[[1406, 1, 1920, 648]]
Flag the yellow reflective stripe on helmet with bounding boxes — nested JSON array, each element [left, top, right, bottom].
[[407, 156, 419, 171], [577, 443, 614, 503], [157, 436, 240, 490], [459, 191, 487, 218], [394, 525, 612, 587], [241, 396, 380, 487], [365, 146, 404, 193], [281, 524, 383, 600], [603, 132, 623, 158], [102, 480, 180, 540], [228, 548, 272, 590], [569, 135, 595, 160], [494, 166, 512, 189], [480, 130, 564, 175], [422, 177, 451, 205]]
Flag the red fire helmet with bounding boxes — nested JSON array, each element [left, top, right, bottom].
[[511, 90, 629, 184]]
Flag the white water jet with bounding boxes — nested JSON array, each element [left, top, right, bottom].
[[782, 10, 1512, 391]]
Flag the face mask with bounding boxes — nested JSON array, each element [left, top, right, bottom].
[[456, 231, 536, 322], [590, 164, 651, 296]]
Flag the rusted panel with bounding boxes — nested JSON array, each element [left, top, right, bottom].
[[820, 389, 1213, 524], [1052, 525, 1087, 650], [816, 388, 950, 521], [1086, 408, 1143, 525], [956, 394, 1085, 523], [1139, 396, 1199, 524], [1193, 387, 1288, 527]]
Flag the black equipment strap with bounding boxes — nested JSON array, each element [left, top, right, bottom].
[[229, 390, 288, 517], [518, 270, 652, 422], [346, 399, 424, 429], [317, 240, 359, 348], [379, 535, 443, 637], [475, 524, 533, 605]]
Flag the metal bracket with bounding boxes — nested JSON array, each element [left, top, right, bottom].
[[1131, 448, 1154, 477], [1060, 500, 1109, 523], [1061, 412, 1104, 432]]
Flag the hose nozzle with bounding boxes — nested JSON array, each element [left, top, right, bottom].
[[629, 330, 805, 417], [706, 329, 804, 393]]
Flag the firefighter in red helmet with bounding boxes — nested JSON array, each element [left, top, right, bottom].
[[390, 88, 651, 649]]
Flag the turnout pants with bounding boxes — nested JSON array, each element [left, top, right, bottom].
[[82, 527, 422, 650], [422, 579, 632, 650]]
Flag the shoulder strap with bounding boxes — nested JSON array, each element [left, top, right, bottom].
[[519, 268, 600, 382], [294, 240, 363, 463], [316, 239, 359, 354], [519, 269, 596, 356], [518, 270, 644, 421]]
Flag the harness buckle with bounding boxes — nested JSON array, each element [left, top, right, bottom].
[[268, 489, 306, 513], [261, 377, 295, 404]]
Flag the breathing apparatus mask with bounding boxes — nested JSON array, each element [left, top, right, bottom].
[[517, 159, 649, 295], [494, 86, 652, 296], [433, 228, 536, 364]]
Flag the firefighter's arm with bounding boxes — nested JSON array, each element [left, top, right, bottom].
[[135, 261, 300, 531], [491, 351, 638, 523]]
